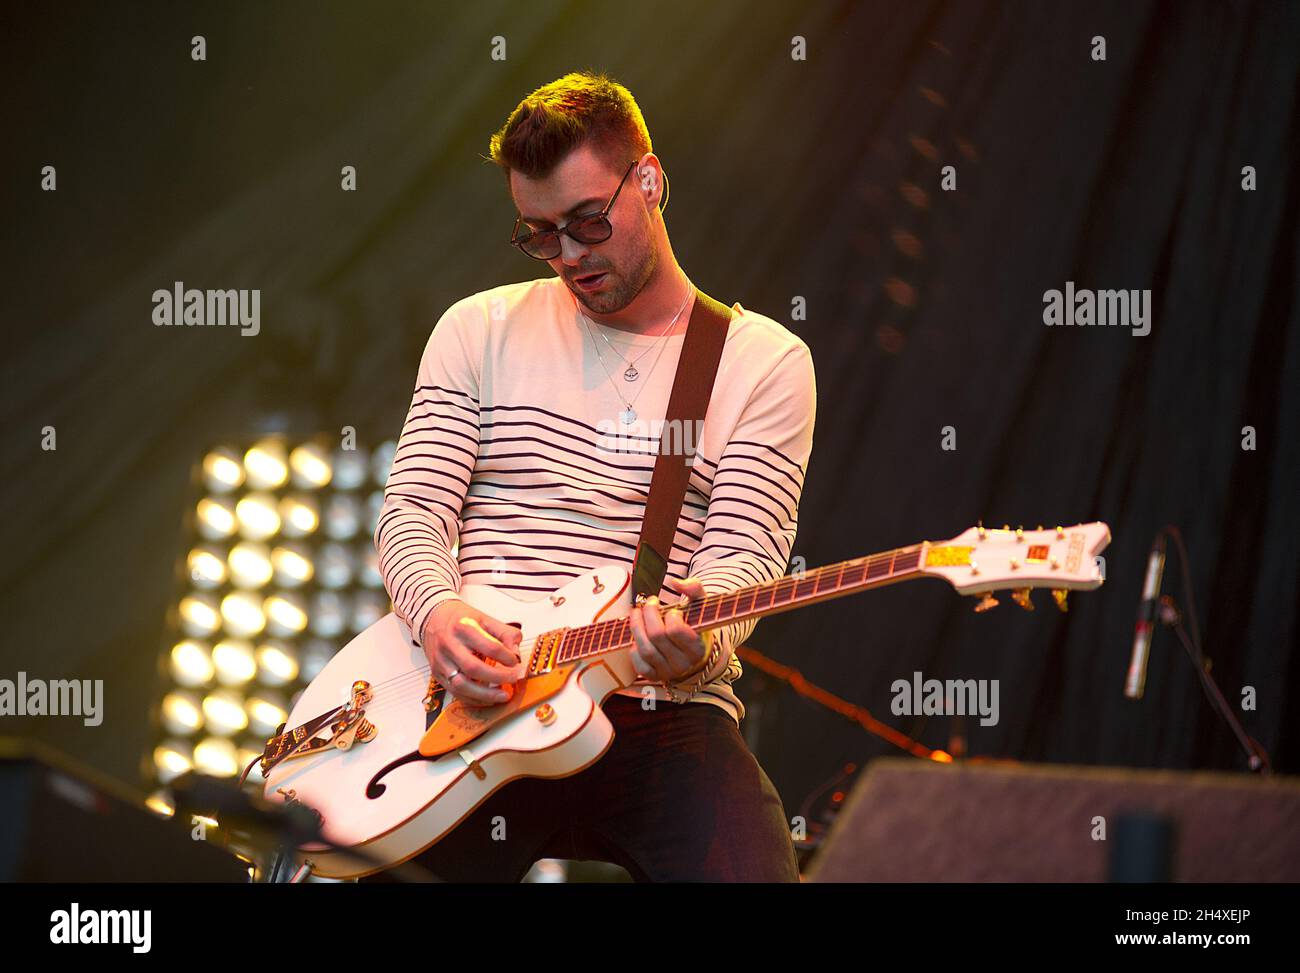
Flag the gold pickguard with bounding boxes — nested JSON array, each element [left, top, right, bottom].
[[416, 666, 573, 758]]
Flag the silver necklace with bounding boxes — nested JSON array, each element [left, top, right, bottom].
[[582, 280, 694, 382], [584, 314, 680, 425], [580, 279, 694, 424], [601, 327, 665, 383]]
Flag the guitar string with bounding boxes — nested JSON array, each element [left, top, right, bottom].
[[271, 548, 923, 746], [304, 556, 866, 705], [279, 543, 920, 728], [271, 549, 922, 737]]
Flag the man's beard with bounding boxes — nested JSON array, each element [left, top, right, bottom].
[[574, 242, 656, 315]]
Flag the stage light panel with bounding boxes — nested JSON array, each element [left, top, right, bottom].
[[202, 690, 249, 735], [202, 448, 245, 493], [244, 439, 289, 490], [289, 443, 332, 489], [271, 543, 314, 587], [255, 640, 299, 686], [179, 593, 221, 638], [228, 541, 274, 588], [212, 638, 257, 686], [160, 690, 204, 736], [187, 545, 228, 589], [196, 496, 238, 540], [220, 591, 266, 638], [170, 639, 215, 687]]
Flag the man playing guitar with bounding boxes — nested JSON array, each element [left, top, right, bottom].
[[367, 70, 816, 882]]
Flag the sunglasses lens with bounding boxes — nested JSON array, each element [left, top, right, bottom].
[[568, 216, 612, 244], [514, 214, 612, 259], [518, 231, 560, 259]]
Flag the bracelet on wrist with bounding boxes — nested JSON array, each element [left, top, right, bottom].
[[662, 630, 722, 702]]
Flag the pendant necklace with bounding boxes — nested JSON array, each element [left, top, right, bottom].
[[581, 279, 694, 425], [582, 280, 694, 383]]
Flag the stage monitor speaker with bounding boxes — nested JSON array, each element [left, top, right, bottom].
[[0, 738, 250, 882], [806, 758, 1300, 882]]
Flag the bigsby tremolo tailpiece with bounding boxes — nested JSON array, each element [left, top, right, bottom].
[[259, 680, 377, 776]]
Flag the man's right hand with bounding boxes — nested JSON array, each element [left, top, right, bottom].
[[421, 599, 525, 708]]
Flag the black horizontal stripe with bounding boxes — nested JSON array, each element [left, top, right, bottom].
[[412, 383, 480, 405], [463, 494, 706, 525], [726, 439, 806, 477]]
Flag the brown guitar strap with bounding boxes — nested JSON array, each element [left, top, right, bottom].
[[631, 287, 733, 600]]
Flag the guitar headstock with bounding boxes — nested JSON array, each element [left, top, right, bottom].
[[919, 522, 1111, 610]]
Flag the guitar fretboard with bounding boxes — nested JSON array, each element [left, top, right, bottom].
[[555, 543, 925, 663]]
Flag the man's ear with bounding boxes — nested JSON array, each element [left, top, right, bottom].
[[637, 160, 665, 211]]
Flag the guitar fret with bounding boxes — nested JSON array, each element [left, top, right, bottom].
[[722, 591, 740, 621], [572, 622, 604, 662], [578, 622, 597, 659]]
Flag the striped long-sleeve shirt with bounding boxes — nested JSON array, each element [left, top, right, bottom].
[[374, 276, 816, 724]]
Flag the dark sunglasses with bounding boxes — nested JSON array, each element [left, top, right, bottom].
[[509, 159, 667, 260]]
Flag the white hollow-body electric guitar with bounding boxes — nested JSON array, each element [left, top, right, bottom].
[[261, 522, 1110, 878]]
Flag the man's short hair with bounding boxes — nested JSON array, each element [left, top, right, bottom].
[[487, 70, 652, 181]]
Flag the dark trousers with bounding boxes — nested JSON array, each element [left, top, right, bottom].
[[363, 693, 799, 883]]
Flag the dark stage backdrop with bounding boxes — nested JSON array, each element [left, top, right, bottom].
[[2, 1, 1297, 811]]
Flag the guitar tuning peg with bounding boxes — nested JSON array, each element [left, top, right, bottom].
[[1051, 589, 1069, 612], [972, 593, 999, 613], [1011, 588, 1034, 611]]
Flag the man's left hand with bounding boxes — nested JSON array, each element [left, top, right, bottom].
[[628, 577, 713, 683]]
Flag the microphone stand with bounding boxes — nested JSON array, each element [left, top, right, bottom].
[[1158, 593, 1270, 774], [1149, 527, 1272, 775]]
